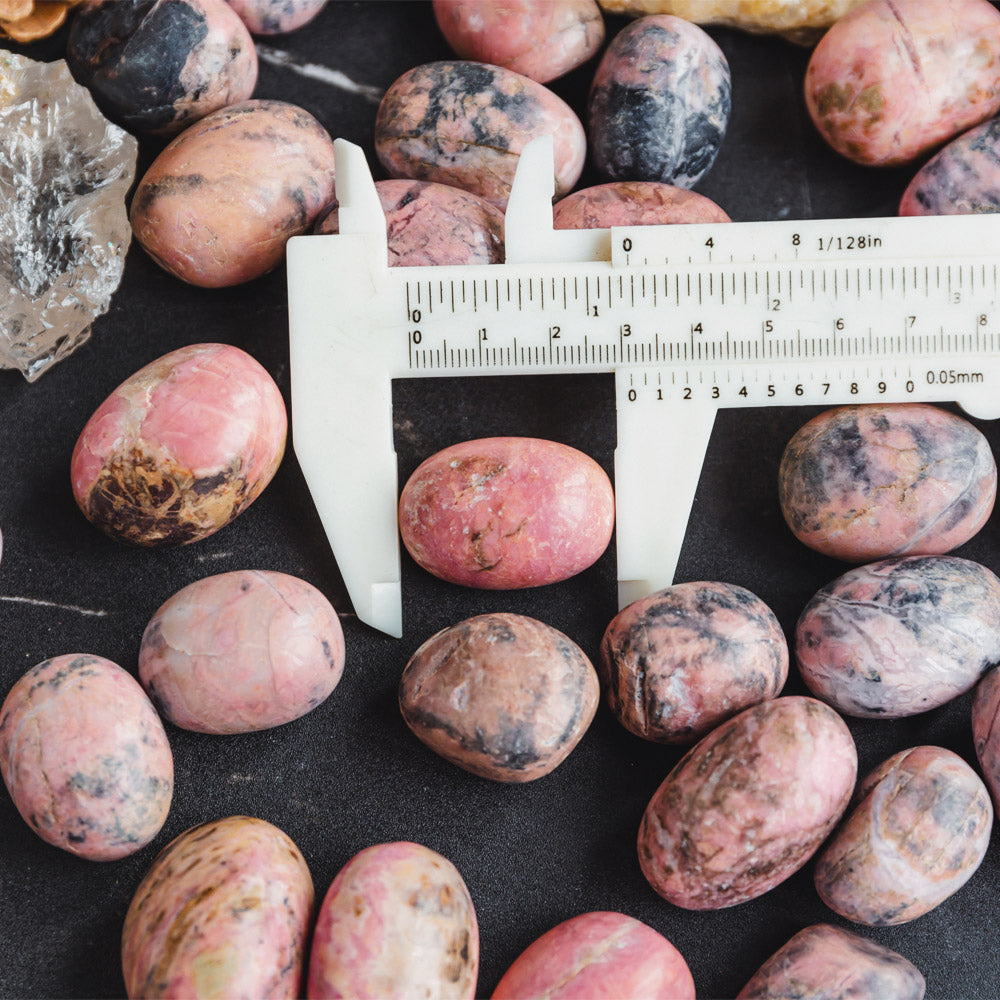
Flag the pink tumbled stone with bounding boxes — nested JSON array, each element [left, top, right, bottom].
[[973, 668, 1000, 810], [398, 437, 614, 589], [433, 0, 604, 83], [139, 570, 345, 734], [0, 654, 173, 861], [307, 841, 478, 1000], [814, 746, 993, 925], [804, 0, 1000, 166], [553, 181, 730, 228], [375, 61, 585, 209], [491, 911, 695, 1000], [226, 0, 327, 34], [122, 816, 314, 999], [315, 179, 504, 266], [71, 343, 287, 546]]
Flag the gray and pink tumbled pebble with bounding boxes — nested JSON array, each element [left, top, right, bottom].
[[804, 0, 1000, 166], [400, 613, 599, 782], [226, 0, 327, 33], [132, 99, 336, 287], [589, 15, 731, 187], [778, 403, 996, 562], [900, 117, 1000, 216], [122, 815, 314, 999], [0, 654, 172, 861], [399, 437, 614, 590], [491, 911, 694, 1000], [638, 696, 857, 910], [600, 582, 788, 745], [375, 61, 585, 209], [553, 181, 730, 228], [139, 570, 345, 734], [736, 924, 926, 1000], [796, 555, 1000, 719], [71, 343, 286, 546], [307, 841, 478, 1000], [814, 746, 993, 926], [67, 0, 257, 136], [433, 0, 604, 83], [972, 668, 1000, 809], [315, 179, 504, 266]]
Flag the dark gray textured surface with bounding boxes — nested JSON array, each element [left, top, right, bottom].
[[2, 3, 999, 997]]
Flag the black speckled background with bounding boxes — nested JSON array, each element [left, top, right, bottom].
[[2, 3, 999, 997]]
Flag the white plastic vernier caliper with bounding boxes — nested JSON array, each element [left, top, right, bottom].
[[287, 136, 1000, 637]]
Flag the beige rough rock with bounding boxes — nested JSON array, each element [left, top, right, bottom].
[[597, 0, 867, 44]]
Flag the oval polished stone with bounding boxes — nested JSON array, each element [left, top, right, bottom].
[[553, 180, 730, 228], [796, 555, 1000, 718], [736, 924, 926, 1000], [307, 841, 478, 1000], [122, 816, 314, 999], [0, 654, 173, 861], [400, 613, 600, 782], [814, 746, 993, 926], [600, 582, 788, 745], [315, 179, 504, 266], [805, 0, 1000, 166], [375, 61, 585, 209], [433, 0, 604, 83], [399, 437, 614, 589], [139, 570, 345, 734], [492, 912, 694, 1000], [226, 0, 327, 34], [638, 696, 857, 910], [131, 99, 336, 287], [71, 343, 287, 546], [973, 669, 1000, 813], [589, 15, 731, 187], [900, 117, 1000, 216], [779, 403, 996, 562], [67, 0, 257, 136]]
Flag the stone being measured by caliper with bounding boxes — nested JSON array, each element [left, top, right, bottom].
[[287, 136, 1000, 637], [0, 52, 137, 382]]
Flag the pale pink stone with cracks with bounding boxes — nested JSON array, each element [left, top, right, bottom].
[[139, 570, 345, 734], [554, 181, 730, 228], [307, 841, 478, 1000], [71, 343, 287, 546], [0, 654, 173, 861], [491, 911, 695, 1000], [122, 815, 314, 999], [433, 0, 604, 83]]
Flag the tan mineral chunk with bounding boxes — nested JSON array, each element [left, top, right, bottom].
[[597, 0, 867, 44], [0, 1, 75, 42]]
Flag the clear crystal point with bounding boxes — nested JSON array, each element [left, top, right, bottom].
[[0, 52, 137, 382]]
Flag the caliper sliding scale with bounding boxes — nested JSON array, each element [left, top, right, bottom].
[[287, 136, 1000, 637]]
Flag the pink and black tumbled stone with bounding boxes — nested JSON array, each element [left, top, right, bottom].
[[67, 0, 257, 136], [588, 15, 731, 187]]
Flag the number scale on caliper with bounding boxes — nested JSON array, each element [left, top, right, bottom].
[[286, 136, 1000, 637]]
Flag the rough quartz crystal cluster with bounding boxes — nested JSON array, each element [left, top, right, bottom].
[[0, 53, 137, 381]]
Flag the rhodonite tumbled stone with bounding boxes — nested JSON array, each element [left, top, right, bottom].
[[139, 570, 345, 734], [71, 343, 287, 546], [492, 912, 695, 1000], [600, 582, 787, 744], [589, 15, 730, 187], [67, 0, 257, 136], [900, 117, 1000, 216], [0, 654, 173, 860], [315, 179, 504, 266], [804, 0, 1000, 166], [132, 99, 337, 287], [433, 0, 604, 83], [375, 61, 585, 209], [226, 0, 327, 34], [796, 555, 1000, 718], [398, 437, 614, 589], [814, 746, 993, 925], [779, 403, 996, 562], [553, 181, 730, 228]]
